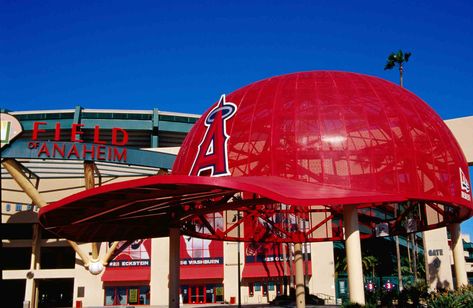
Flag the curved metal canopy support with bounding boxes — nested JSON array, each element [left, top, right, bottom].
[[38, 174, 471, 243]]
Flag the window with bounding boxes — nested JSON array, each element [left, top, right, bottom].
[[105, 286, 150, 306], [2, 247, 31, 269], [6, 203, 11, 211], [41, 247, 75, 269], [77, 286, 85, 298], [254, 282, 261, 292], [15, 203, 22, 212], [159, 115, 199, 123], [276, 282, 283, 295], [2, 223, 34, 239], [183, 236, 210, 259]]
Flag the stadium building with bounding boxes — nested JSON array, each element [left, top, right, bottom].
[[2, 73, 473, 308]]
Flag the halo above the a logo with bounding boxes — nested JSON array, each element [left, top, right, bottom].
[[206, 104, 236, 124]]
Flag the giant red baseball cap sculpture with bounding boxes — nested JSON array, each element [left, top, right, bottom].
[[39, 71, 473, 242]]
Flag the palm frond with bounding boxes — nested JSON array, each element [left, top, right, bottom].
[[387, 53, 396, 61], [405, 52, 412, 62], [385, 50, 412, 69], [384, 61, 395, 70]]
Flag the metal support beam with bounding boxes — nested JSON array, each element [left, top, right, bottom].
[[343, 204, 365, 305], [449, 223, 468, 288]]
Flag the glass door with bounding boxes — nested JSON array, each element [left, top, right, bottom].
[[181, 285, 189, 304], [205, 284, 215, 303], [190, 285, 204, 304], [182, 284, 224, 304]]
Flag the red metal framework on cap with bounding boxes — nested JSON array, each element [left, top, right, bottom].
[[39, 71, 472, 242]]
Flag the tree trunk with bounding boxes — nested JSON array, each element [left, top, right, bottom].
[[399, 65, 404, 88], [395, 204, 403, 290], [407, 235, 412, 273], [412, 233, 418, 281]]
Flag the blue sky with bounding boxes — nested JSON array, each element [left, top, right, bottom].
[[1, 1, 472, 235]]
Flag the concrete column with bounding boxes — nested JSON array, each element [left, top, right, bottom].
[[169, 227, 180, 308], [24, 273, 36, 307], [294, 243, 306, 308], [282, 243, 288, 295], [151, 237, 170, 306], [223, 241, 240, 304], [449, 223, 468, 288], [423, 227, 454, 291], [343, 204, 365, 305], [31, 224, 41, 270]]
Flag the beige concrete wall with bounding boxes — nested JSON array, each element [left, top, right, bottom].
[[239, 284, 279, 304], [72, 242, 106, 307], [223, 241, 241, 304], [3, 242, 105, 307], [423, 227, 454, 291], [309, 242, 336, 299], [150, 237, 170, 306], [445, 116, 473, 165]]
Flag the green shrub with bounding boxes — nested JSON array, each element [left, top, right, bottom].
[[341, 303, 363, 308], [341, 302, 376, 308], [427, 285, 473, 308], [398, 279, 428, 307]]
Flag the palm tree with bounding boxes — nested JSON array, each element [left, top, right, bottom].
[[383, 46, 411, 285], [384, 50, 412, 87], [335, 254, 378, 278], [362, 255, 378, 278]]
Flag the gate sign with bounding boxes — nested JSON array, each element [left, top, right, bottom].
[[0, 113, 23, 149]]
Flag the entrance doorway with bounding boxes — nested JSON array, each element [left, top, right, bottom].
[[38, 278, 73, 308], [181, 284, 223, 304]]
